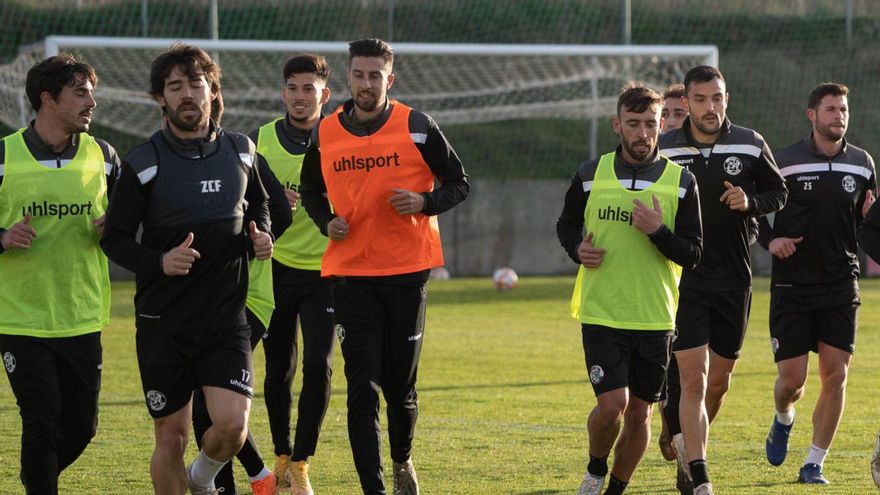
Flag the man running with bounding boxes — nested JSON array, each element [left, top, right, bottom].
[[101, 44, 273, 495], [557, 83, 702, 495]]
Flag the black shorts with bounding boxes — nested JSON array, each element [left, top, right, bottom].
[[674, 288, 752, 359], [769, 288, 860, 362], [581, 324, 672, 403], [136, 325, 254, 418]]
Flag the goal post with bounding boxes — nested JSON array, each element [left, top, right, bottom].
[[2, 36, 717, 167]]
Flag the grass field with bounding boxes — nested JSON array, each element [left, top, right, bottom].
[[1, 276, 879, 494]]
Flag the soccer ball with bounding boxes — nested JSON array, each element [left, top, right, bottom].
[[429, 266, 451, 281], [492, 267, 519, 291]]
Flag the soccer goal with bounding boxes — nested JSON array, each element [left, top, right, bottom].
[[1, 36, 716, 158]]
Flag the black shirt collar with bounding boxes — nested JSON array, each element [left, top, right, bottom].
[[677, 116, 732, 147], [24, 120, 77, 156], [805, 131, 847, 159], [162, 119, 219, 157]]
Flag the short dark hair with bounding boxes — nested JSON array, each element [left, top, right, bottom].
[[149, 44, 224, 123], [26, 54, 97, 112], [617, 82, 663, 115], [807, 82, 848, 109], [683, 65, 724, 94], [348, 38, 394, 66], [663, 83, 685, 101], [282, 53, 331, 82]]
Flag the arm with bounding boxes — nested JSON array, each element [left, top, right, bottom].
[[417, 122, 470, 215], [648, 175, 702, 268], [100, 161, 165, 275], [256, 155, 292, 239], [748, 141, 788, 216], [556, 175, 587, 264], [300, 143, 335, 237], [757, 214, 774, 250], [244, 153, 272, 239], [858, 200, 880, 260]]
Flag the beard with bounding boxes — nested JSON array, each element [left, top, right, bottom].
[[622, 138, 652, 162], [166, 101, 209, 132], [816, 121, 846, 142], [354, 90, 380, 113], [692, 112, 723, 136]]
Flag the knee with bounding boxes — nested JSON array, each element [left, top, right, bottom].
[[213, 414, 248, 444], [707, 372, 732, 397], [680, 372, 707, 397], [821, 366, 848, 391], [777, 374, 805, 398], [154, 422, 189, 456], [596, 397, 627, 423], [624, 403, 653, 426]]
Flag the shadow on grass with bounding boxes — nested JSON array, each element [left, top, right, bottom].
[[419, 378, 583, 393]]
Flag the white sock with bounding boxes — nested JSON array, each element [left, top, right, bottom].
[[805, 444, 829, 466], [776, 408, 795, 426], [248, 466, 271, 483], [189, 450, 227, 488]]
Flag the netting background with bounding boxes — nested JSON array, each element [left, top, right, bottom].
[[1, 0, 879, 179]]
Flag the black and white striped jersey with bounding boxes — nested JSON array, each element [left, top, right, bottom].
[[659, 118, 786, 291], [759, 134, 875, 291]]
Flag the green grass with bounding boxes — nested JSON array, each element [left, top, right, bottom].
[[1, 276, 879, 493]]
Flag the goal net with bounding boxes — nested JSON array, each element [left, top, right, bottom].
[[0, 36, 715, 173]]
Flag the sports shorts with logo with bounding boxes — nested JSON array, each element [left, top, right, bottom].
[[581, 324, 672, 403], [769, 288, 860, 363], [135, 324, 254, 418], [673, 287, 752, 359]]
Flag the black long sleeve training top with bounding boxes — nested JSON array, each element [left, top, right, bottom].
[[101, 122, 271, 330], [759, 134, 875, 292], [659, 117, 787, 291], [556, 146, 703, 269]]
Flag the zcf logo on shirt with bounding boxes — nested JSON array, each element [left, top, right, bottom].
[[842, 175, 857, 193], [3, 352, 15, 373], [724, 156, 743, 176], [201, 180, 222, 193], [146, 390, 167, 411], [589, 365, 605, 384]]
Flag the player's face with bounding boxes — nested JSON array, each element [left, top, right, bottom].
[[157, 66, 215, 133], [661, 97, 688, 132], [282, 72, 330, 130], [348, 56, 394, 115], [684, 78, 728, 137], [809, 94, 848, 142], [613, 103, 662, 163], [48, 73, 96, 134]]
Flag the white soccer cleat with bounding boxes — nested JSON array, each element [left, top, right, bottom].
[[392, 459, 419, 495], [672, 433, 692, 481], [693, 482, 714, 495], [872, 432, 880, 488], [577, 471, 605, 495]]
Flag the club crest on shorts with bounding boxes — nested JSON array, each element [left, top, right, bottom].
[[842, 175, 856, 193], [146, 390, 167, 412], [589, 365, 605, 384], [3, 352, 15, 373], [724, 156, 743, 176], [770, 337, 779, 354], [335, 324, 345, 343]]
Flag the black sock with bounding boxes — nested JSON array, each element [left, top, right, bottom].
[[603, 474, 629, 495], [236, 432, 266, 478], [214, 462, 237, 494], [689, 459, 709, 486], [588, 453, 608, 477]]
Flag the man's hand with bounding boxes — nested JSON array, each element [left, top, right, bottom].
[[389, 188, 425, 215], [162, 232, 201, 276], [249, 221, 273, 260], [862, 189, 875, 218], [632, 194, 663, 235], [720, 180, 749, 211], [284, 188, 300, 210], [0, 214, 36, 250], [769, 236, 803, 259], [577, 232, 607, 268], [327, 216, 349, 241], [93, 215, 106, 236]]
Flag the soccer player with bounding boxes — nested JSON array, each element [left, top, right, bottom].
[[659, 66, 787, 495], [557, 83, 702, 495], [0, 54, 119, 495], [100, 44, 273, 495], [759, 82, 875, 484], [300, 38, 469, 495], [662, 84, 688, 133], [248, 53, 335, 495]]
